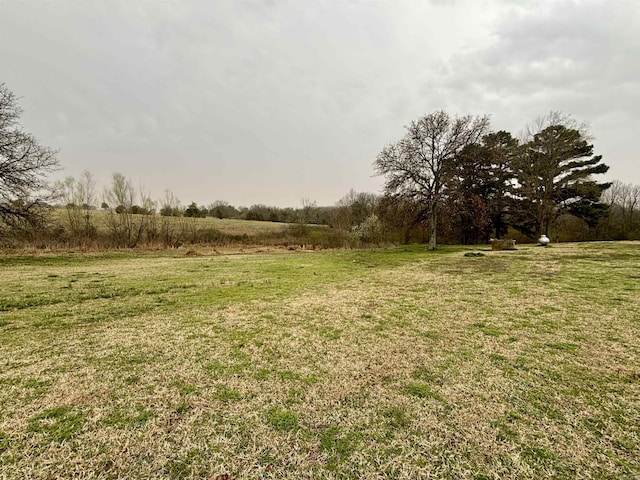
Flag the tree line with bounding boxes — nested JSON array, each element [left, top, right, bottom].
[[1, 81, 639, 250], [374, 110, 611, 249], [51, 170, 386, 248]]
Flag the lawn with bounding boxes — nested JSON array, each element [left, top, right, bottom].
[[0, 242, 639, 479]]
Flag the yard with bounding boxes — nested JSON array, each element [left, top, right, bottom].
[[0, 242, 638, 478]]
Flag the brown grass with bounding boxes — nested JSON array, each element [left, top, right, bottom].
[[0, 242, 638, 478]]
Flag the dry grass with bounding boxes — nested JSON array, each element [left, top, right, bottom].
[[1, 242, 639, 478], [50, 208, 292, 236]]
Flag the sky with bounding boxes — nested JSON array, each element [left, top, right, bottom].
[[1, 0, 638, 208]]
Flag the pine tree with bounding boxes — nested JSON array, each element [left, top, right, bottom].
[[514, 125, 610, 237]]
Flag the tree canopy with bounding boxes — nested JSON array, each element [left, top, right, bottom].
[[374, 111, 490, 250], [375, 111, 610, 245], [513, 124, 610, 237], [0, 83, 59, 227]]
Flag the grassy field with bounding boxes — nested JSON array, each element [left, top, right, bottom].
[[42, 209, 337, 250], [51, 209, 293, 235], [0, 242, 639, 479]]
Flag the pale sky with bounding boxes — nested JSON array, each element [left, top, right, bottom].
[[1, 0, 638, 208]]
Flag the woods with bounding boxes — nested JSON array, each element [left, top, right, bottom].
[[375, 111, 612, 248], [0, 82, 633, 249], [374, 112, 491, 250]]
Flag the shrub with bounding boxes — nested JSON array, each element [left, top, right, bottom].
[[351, 214, 383, 244]]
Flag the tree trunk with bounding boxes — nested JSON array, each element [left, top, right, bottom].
[[536, 204, 545, 239], [428, 205, 437, 250]]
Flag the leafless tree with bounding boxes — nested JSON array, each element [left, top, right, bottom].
[[333, 189, 378, 230], [620, 183, 640, 226], [102, 173, 155, 247], [56, 170, 96, 239], [160, 189, 181, 216], [601, 180, 640, 238], [300, 197, 317, 224], [0, 83, 59, 228], [374, 111, 490, 250], [157, 189, 182, 246], [521, 110, 592, 143]]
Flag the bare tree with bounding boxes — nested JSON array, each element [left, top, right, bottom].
[[601, 179, 623, 207], [0, 83, 59, 228], [522, 111, 592, 143], [102, 173, 155, 247], [374, 111, 490, 250], [139, 185, 157, 242], [300, 197, 317, 224], [56, 170, 96, 239], [601, 180, 640, 238], [334, 189, 378, 230], [160, 189, 181, 217], [78, 170, 96, 209], [103, 173, 134, 246], [620, 183, 640, 227]]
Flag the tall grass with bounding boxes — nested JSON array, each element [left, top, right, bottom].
[[0, 208, 362, 251]]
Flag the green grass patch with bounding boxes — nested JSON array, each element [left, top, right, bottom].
[[474, 322, 504, 337], [213, 385, 244, 402], [267, 407, 299, 432], [0, 431, 9, 453], [381, 406, 411, 429], [319, 424, 362, 462], [403, 382, 443, 401], [27, 406, 85, 442]]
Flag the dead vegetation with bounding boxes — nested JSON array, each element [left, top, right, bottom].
[[0, 242, 638, 478]]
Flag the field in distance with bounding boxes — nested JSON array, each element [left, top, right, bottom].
[[0, 242, 638, 479], [51, 208, 294, 236]]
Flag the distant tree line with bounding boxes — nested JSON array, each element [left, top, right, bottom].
[[1, 80, 638, 250], [172, 199, 335, 226]]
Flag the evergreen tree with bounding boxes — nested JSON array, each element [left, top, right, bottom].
[[513, 125, 609, 237], [451, 131, 519, 243]]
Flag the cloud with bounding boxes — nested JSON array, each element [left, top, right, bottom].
[[418, 0, 640, 183], [431, 1, 640, 117], [1, 0, 637, 205]]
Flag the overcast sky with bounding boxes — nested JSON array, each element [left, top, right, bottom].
[[1, 0, 638, 207]]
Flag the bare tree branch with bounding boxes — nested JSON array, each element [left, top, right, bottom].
[[374, 111, 490, 249], [0, 83, 59, 228]]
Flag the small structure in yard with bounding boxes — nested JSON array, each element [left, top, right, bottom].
[[490, 238, 517, 251]]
